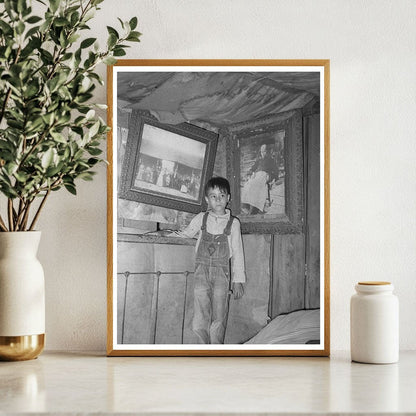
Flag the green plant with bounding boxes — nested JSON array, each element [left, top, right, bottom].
[[0, 0, 140, 231]]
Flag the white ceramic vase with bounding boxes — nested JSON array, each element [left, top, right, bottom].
[[0, 231, 45, 361]]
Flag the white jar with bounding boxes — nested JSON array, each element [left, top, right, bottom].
[[350, 281, 399, 364]]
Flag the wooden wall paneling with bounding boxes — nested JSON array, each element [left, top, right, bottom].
[[148, 273, 159, 344], [271, 234, 305, 317], [305, 114, 321, 309], [155, 274, 186, 344], [118, 241, 197, 345], [153, 244, 196, 344], [117, 241, 155, 343], [123, 274, 154, 344], [116, 273, 126, 344], [117, 241, 155, 274], [224, 234, 271, 344], [153, 244, 195, 273]]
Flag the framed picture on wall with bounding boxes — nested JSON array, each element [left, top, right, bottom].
[[119, 111, 218, 213], [107, 60, 330, 357], [226, 109, 304, 234]]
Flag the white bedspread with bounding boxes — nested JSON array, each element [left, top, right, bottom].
[[245, 309, 320, 344]]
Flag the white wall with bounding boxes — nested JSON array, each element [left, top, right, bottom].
[[37, 0, 416, 352]]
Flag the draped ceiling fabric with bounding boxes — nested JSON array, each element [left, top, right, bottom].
[[117, 72, 320, 126]]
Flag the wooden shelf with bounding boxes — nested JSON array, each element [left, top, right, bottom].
[[117, 233, 196, 245]]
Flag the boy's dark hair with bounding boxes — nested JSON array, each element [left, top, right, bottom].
[[204, 176, 231, 196]]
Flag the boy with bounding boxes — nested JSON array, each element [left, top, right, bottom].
[[174, 177, 246, 344]]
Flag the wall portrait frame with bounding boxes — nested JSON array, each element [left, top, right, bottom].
[[107, 59, 330, 357], [225, 109, 303, 234], [119, 110, 218, 213]]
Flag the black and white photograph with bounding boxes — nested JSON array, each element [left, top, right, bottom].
[[240, 131, 285, 217], [108, 61, 329, 356], [133, 124, 205, 201], [118, 111, 218, 214]]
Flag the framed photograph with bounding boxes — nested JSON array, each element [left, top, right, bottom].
[[119, 111, 217, 213], [226, 109, 304, 234], [107, 60, 330, 356]]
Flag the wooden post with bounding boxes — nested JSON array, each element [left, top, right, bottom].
[[149, 271, 161, 344]]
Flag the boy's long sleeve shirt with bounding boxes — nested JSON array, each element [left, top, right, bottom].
[[175, 209, 246, 283]]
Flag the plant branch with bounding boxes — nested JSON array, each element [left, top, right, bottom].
[[0, 88, 12, 126], [29, 189, 50, 231], [12, 204, 18, 226], [14, 199, 23, 231], [15, 199, 29, 231], [80, 0, 93, 19], [27, 173, 64, 230], [20, 200, 33, 231], [0, 213, 8, 232], [7, 199, 14, 231]]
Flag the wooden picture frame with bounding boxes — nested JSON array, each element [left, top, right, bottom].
[[225, 109, 304, 234], [119, 111, 218, 213], [107, 60, 330, 356]]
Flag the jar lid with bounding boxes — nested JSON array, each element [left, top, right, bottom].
[[358, 281, 391, 285], [355, 281, 394, 293]]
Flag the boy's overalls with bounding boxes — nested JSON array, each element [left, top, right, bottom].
[[192, 211, 234, 344]]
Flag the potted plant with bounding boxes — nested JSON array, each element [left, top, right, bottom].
[[0, 0, 140, 360]]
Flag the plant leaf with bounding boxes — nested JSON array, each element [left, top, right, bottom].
[[41, 148, 54, 169], [50, 131, 67, 143], [54, 17, 69, 27], [107, 33, 117, 49], [14, 171, 29, 182], [129, 16, 138, 30], [103, 56, 117, 65], [16, 21, 25, 35], [88, 120, 100, 138], [64, 183, 77, 195], [80, 37, 96, 49], [106, 26, 119, 38], [113, 47, 126, 57], [49, 0, 60, 13], [26, 15, 42, 24]]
